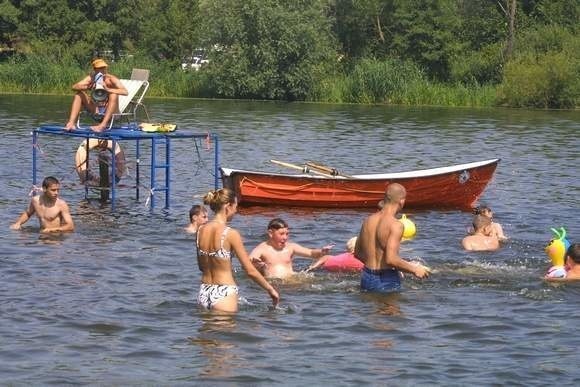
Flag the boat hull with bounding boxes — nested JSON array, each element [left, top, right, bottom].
[[221, 159, 500, 210]]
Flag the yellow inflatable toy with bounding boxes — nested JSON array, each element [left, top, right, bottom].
[[545, 227, 570, 267], [545, 227, 571, 278], [400, 214, 417, 238]]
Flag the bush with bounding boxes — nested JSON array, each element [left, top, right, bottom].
[[498, 51, 579, 109], [450, 43, 504, 85]]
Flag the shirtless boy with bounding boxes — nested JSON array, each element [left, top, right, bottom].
[[10, 176, 74, 233], [185, 204, 208, 234], [462, 215, 500, 251], [250, 218, 333, 279], [354, 183, 430, 293], [473, 206, 507, 241]]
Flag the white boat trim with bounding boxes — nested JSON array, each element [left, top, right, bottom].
[[221, 158, 500, 180]]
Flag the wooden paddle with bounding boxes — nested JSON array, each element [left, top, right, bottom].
[[305, 161, 353, 178], [270, 159, 335, 177]]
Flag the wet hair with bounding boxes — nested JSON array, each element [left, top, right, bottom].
[[189, 204, 207, 221], [567, 243, 580, 264], [42, 176, 59, 189], [202, 188, 236, 213], [346, 236, 357, 253], [472, 214, 491, 231], [473, 206, 492, 216], [267, 218, 288, 230]]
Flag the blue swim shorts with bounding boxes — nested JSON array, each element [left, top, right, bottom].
[[360, 266, 401, 293]]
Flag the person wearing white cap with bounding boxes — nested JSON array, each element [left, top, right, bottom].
[[64, 58, 128, 132]]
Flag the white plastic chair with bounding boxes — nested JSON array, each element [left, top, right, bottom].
[[110, 68, 150, 129]]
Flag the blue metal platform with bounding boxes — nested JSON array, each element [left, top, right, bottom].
[[33, 124, 220, 210]]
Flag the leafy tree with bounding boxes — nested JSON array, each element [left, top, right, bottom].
[[199, 0, 338, 100], [133, 0, 202, 61], [0, 0, 20, 48], [331, 0, 395, 60], [388, 0, 462, 81]]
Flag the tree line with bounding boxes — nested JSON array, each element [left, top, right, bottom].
[[0, 0, 578, 108]]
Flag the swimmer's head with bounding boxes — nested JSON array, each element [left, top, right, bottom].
[[346, 236, 357, 253], [267, 218, 288, 231], [42, 176, 59, 189], [472, 214, 491, 232], [267, 218, 289, 248], [189, 204, 208, 223], [378, 183, 406, 209], [473, 205, 492, 217], [567, 243, 580, 264]]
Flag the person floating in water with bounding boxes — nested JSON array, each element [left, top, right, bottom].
[[354, 183, 430, 293], [185, 204, 208, 234], [10, 176, 74, 233], [545, 243, 580, 281], [196, 188, 279, 312], [64, 58, 128, 132], [462, 215, 500, 251], [250, 218, 334, 279], [305, 236, 364, 273]]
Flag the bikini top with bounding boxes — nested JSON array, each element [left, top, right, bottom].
[[197, 226, 232, 260]]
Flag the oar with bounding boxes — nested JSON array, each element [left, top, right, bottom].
[[305, 161, 353, 178], [270, 159, 335, 177]]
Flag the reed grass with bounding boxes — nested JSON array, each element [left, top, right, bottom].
[[311, 59, 498, 107], [0, 55, 498, 107]]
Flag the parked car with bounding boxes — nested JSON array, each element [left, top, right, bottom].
[[181, 50, 209, 71]]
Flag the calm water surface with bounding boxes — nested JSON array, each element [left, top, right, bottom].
[[1, 95, 579, 385]]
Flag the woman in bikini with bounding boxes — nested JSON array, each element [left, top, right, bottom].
[[196, 188, 279, 312]]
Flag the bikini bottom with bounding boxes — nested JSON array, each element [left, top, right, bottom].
[[197, 283, 239, 309]]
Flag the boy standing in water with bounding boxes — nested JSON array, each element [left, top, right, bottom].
[[250, 218, 333, 279], [462, 215, 500, 251], [10, 176, 74, 233]]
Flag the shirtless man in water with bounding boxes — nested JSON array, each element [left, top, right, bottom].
[[462, 215, 500, 251], [354, 183, 430, 293], [250, 218, 333, 279], [10, 176, 74, 233]]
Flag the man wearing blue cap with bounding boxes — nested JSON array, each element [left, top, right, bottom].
[[64, 58, 128, 132]]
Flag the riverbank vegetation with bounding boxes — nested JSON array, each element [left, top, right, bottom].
[[0, 0, 577, 108]]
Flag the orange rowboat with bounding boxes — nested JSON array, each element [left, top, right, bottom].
[[220, 158, 500, 210]]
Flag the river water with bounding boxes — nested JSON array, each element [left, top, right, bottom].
[[1, 95, 579, 385]]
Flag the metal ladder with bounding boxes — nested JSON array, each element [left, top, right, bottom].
[[149, 136, 171, 208]]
